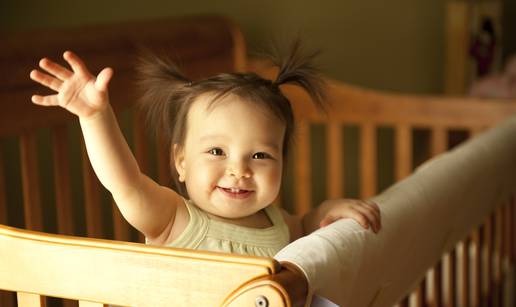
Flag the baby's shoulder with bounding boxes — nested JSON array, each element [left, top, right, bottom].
[[146, 198, 189, 246]]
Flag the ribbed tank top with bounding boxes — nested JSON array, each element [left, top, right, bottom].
[[165, 200, 290, 258]]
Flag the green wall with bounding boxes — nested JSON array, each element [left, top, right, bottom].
[[1, 0, 447, 93]]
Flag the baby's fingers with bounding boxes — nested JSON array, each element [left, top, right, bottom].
[[364, 201, 382, 228], [95, 67, 114, 92], [63, 51, 90, 75], [30, 69, 63, 92], [354, 206, 381, 233], [31, 94, 59, 107], [39, 58, 72, 80]]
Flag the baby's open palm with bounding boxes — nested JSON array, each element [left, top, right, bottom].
[[30, 51, 113, 117]]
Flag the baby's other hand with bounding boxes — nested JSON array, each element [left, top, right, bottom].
[[318, 199, 381, 233], [30, 51, 113, 118]]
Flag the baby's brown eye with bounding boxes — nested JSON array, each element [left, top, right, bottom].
[[252, 152, 269, 159], [209, 148, 224, 156]]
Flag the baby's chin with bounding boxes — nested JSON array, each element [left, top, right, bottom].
[[200, 201, 266, 220], [210, 206, 262, 220]]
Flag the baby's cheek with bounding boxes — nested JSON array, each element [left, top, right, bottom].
[[198, 165, 221, 189], [264, 171, 282, 199]]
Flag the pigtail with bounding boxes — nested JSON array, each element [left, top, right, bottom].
[[136, 50, 191, 144], [270, 39, 327, 110]]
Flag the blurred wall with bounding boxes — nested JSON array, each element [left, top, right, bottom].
[[0, 0, 447, 94]]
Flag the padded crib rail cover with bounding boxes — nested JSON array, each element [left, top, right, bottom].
[[276, 115, 516, 307]]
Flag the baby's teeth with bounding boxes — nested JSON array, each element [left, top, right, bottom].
[[230, 188, 239, 193]]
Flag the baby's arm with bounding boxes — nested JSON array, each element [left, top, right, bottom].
[[30, 51, 179, 239]]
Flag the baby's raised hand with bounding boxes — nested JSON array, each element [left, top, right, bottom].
[[318, 199, 381, 233], [30, 51, 113, 118]]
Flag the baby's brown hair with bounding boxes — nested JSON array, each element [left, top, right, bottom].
[[138, 40, 326, 198]]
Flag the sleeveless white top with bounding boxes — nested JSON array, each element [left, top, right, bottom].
[[165, 200, 290, 258]]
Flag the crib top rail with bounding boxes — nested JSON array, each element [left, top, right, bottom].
[[248, 60, 516, 129], [0, 223, 287, 306], [0, 15, 246, 137], [286, 80, 516, 129]]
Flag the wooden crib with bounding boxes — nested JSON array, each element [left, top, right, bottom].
[[1, 15, 516, 307]]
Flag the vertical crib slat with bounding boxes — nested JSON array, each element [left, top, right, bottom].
[[360, 123, 376, 198], [426, 267, 441, 307], [470, 229, 481, 307], [430, 126, 447, 157], [16, 292, 45, 307], [457, 240, 469, 307], [294, 121, 311, 214], [502, 202, 512, 307], [326, 122, 343, 199], [20, 133, 43, 231], [504, 199, 513, 269], [78, 301, 105, 307], [410, 288, 424, 307], [52, 126, 75, 235], [442, 251, 456, 307], [395, 124, 412, 180], [492, 207, 503, 306], [481, 216, 492, 306], [81, 142, 103, 239], [508, 198, 515, 305]]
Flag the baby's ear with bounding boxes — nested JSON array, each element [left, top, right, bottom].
[[173, 144, 186, 182]]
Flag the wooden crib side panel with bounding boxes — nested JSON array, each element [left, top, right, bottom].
[[283, 80, 516, 307], [284, 80, 516, 207]]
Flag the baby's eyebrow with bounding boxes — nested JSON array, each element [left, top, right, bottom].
[[259, 143, 282, 153]]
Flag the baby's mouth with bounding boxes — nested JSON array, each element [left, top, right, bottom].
[[217, 187, 253, 199]]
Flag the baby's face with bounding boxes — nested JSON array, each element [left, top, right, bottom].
[[174, 94, 285, 219]]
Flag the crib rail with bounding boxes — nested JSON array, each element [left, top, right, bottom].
[[0, 224, 291, 307], [282, 80, 516, 307]]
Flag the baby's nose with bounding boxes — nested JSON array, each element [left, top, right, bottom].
[[225, 162, 252, 178]]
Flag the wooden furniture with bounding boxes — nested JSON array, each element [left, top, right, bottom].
[[280, 79, 516, 307], [1, 14, 516, 307]]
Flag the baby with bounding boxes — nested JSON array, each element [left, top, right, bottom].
[[29, 43, 381, 258]]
